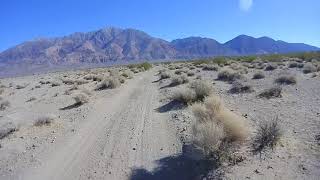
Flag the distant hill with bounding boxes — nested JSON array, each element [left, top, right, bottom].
[[0, 27, 318, 65]]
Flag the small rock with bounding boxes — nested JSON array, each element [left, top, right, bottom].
[[133, 148, 136, 150]]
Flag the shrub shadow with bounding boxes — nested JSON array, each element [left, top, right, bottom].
[[60, 102, 82, 110], [130, 145, 221, 180], [155, 100, 185, 113]]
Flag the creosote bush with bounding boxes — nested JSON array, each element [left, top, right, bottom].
[[202, 65, 219, 71], [252, 117, 281, 154], [159, 71, 171, 80], [258, 86, 282, 99], [274, 75, 297, 85]]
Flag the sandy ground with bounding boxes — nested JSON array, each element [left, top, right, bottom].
[[0, 62, 319, 180]]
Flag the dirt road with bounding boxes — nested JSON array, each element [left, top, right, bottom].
[[18, 69, 180, 180]]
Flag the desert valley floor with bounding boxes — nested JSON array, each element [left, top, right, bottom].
[[0, 60, 319, 180]]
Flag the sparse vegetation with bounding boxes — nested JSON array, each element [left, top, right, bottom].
[[265, 64, 277, 71], [73, 93, 89, 105], [95, 77, 121, 90], [258, 86, 282, 99], [303, 63, 317, 74], [0, 100, 10, 111], [228, 81, 254, 94], [159, 71, 171, 79], [288, 62, 298, 68], [275, 75, 297, 85], [34, 115, 55, 126], [217, 69, 243, 82], [0, 124, 18, 139], [252, 117, 281, 154], [191, 95, 249, 159], [203, 64, 219, 71], [252, 71, 265, 79], [170, 75, 189, 86]]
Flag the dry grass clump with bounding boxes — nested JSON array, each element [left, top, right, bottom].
[[34, 115, 55, 126], [0, 100, 10, 111], [172, 80, 213, 104], [303, 63, 317, 74], [258, 86, 282, 99], [228, 82, 254, 94], [190, 80, 213, 101], [73, 93, 89, 105], [264, 64, 277, 71], [83, 74, 104, 81], [202, 64, 219, 71], [191, 95, 249, 158], [170, 75, 189, 86], [252, 117, 281, 154], [95, 77, 121, 90], [217, 69, 243, 82], [252, 71, 265, 79], [172, 88, 196, 104], [274, 75, 297, 85], [62, 79, 75, 85], [0, 124, 18, 139]]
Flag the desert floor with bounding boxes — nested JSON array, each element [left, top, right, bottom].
[[0, 61, 319, 180]]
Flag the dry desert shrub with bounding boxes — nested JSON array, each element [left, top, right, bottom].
[[170, 74, 189, 86], [174, 69, 187, 75], [187, 71, 195, 77], [26, 97, 37, 102], [62, 79, 75, 85], [202, 64, 219, 71], [275, 75, 297, 85], [34, 115, 55, 126], [16, 84, 28, 89], [190, 80, 213, 101], [228, 81, 254, 94], [0, 100, 10, 111], [95, 76, 121, 90], [119, 76, 126, 84], [0, 88, 4, 95], [217, 69, 243, 82], [258, 86, 282, 99], [159, 71, 171, 79], [264, 64, 277, 71], [297, 63, 304, 68], [172, 88, 196, 104], [122, 70, 134, 79], [0, 124, 18, 139], [252, 71, 265, 79], [191, 95, 249, 158], [73, 93, 89, 105], [303, 63, 317, 74], [252, 117, 281, 154], [288, 62, 298, 68], [51, 81, 61, 87]]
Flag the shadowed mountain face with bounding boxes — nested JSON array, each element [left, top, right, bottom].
[[0, 27, 319, 65]]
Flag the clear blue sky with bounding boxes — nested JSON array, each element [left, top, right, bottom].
[[1, 0, 319, 51]]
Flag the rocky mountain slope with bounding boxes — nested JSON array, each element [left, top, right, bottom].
[[0, 27, 318, 65]]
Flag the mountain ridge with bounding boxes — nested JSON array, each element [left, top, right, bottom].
[[0, 27, 319, 65]]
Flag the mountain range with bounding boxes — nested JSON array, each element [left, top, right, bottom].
[[0, 27, 319, 65]]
